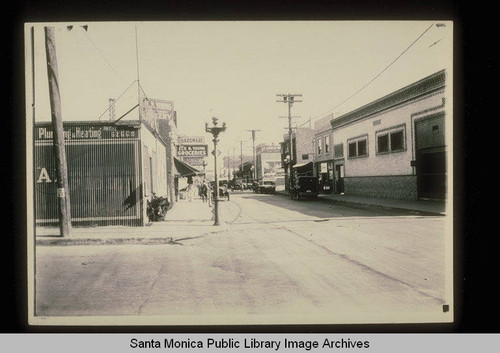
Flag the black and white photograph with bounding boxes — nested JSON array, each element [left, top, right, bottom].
[[25, 20, 454, 327]]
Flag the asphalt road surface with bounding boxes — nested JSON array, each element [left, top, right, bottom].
[[35, 193, 451, 325]]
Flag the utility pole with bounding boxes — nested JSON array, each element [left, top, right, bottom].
[[277, 93, 302, 193], [227, 149, 230, 180], [45, 26, 71, 237], [246, 129, 260, 181], [232, 147, 236, 178], [239, 140, 244, 176]]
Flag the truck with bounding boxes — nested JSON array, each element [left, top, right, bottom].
[[290, 175, 319, 200], [257, 178, 276, 194]]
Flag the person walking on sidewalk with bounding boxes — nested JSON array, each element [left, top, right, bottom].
[[187, 183, 194, 202], [206, 181, 212, 207], [200, 180, 208, 203]]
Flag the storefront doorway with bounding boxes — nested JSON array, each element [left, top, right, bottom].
[[334, 162, 344, 194], [416, 147, 446, 200]]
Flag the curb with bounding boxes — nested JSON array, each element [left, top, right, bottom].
[[36, 237, 175, 246], [275, 191, 444, 216], [35, 226, 234, 247], [317, 197, 445, 216]]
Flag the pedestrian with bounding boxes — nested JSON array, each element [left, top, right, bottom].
[[206, 181, 212, 207], [200, 181, 208, 203], [187, 183, 194, 202]]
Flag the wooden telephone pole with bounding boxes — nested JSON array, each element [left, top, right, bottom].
[[277, 93, 302, 192], [246, 129, 260, 181], [44, 26, 71, 236]]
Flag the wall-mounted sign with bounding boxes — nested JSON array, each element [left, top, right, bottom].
[[182, 156, 205, 166], [35, 125, 138, 141], [178, 136, 205, 145], [141, 98, 174, 121], [177, 144, 208, 157]]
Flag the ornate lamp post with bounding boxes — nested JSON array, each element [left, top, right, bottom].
[[205, 117, 227, 226]]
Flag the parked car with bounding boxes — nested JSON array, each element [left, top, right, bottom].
[[257, 179, 276, 194], [290, 176, 319, 200]]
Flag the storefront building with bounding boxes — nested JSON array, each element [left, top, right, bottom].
[[34, 120, 169, 227], [330, 69, 448, 200], [281, 127, 315, 191], [313, 114, 335, 194]]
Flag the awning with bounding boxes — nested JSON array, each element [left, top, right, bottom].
[[292, 161, 313, 173], [173, 157, 201, 177]]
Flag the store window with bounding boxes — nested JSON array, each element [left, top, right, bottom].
[[347, 135, 368, 158], [376, 125, 406, 154], [377, 135, 389, 153]]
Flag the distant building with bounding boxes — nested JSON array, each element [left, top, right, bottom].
[[328, 69, 448, 200], [281, 127, 315, 191], [255, 143, 284, 180]]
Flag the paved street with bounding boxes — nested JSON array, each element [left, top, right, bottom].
[[35, 192, 451, 325]]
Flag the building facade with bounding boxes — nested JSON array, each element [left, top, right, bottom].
[[281, 127, 315, 191], [329, 69, 448, 200], [34, 120, 169, 227], [313, 114, 335, 193], [256, 143, 286, 190]]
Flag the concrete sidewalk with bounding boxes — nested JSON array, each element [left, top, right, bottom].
[[277, 190, 447, 216], [35, 198, 231, 246]]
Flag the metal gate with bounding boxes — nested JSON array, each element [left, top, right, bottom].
[[34, 122, 142, 226]]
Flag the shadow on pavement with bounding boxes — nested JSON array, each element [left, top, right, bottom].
[[232, 191, 410, 219]]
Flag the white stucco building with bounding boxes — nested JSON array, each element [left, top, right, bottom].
[[329, 70, 448, 200]]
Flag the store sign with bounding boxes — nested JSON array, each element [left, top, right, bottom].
[[320, 162, 328, 173], [182, 156, 205, 166], [259, 146, 281, 154], [36, 125, 138, 141], [177, 144, 208, 157], [141, 98, 174, 121], [178, 136, 205, 145]]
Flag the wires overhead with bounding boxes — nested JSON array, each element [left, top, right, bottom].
[[79, 27, 121, 79], [298, 22, 436, 128], [97, 80, 138, 120]]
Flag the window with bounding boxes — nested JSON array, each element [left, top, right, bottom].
[[376, 125, 406, 154], [317, 138, 322, 155], [347, 136, 368, 158], [324, 136, 330, 154], [377, 135, 389, 153], [390, 130, 404, 151], [348, 142, 357, 158], [357, 139, 367, 156]]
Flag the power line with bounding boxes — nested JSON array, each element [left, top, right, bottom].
[[80, 28, 121, 79], [299, 22, 436, 128], [97, 80, 137, 120]]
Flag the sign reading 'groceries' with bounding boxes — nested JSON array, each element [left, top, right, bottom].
[[176, 144, 208, 157]]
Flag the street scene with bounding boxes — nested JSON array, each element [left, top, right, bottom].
[[26, 21, 453, 326], [35, 192, 448, 324]]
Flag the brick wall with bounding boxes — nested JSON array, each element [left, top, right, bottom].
[[345, 175, 418, 200]]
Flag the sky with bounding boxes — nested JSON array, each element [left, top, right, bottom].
[[26, 21, 453, 157]]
